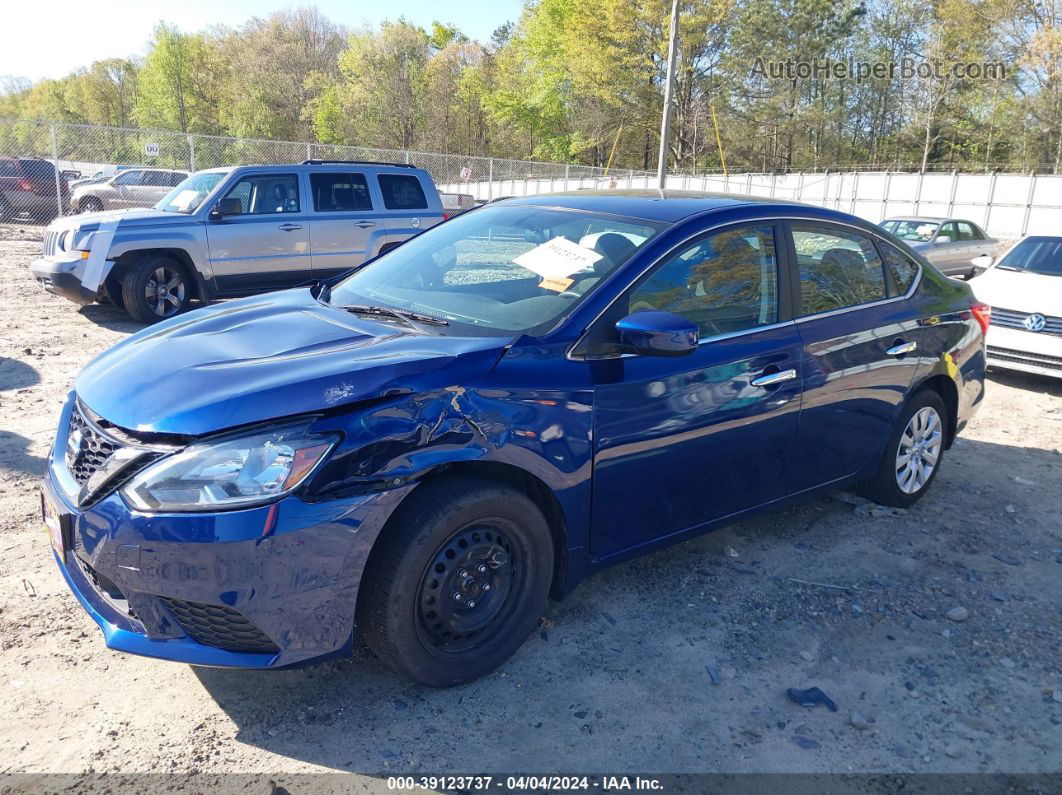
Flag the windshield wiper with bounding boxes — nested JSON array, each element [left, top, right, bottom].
[[340, 304, 449, 332]]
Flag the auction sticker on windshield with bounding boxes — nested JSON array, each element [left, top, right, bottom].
[[513, 237, 602, 280]]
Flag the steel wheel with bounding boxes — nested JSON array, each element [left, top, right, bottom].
[[416, 522, 521, 654], [144, 266, 186, 318], [895, 406, 942, 494]]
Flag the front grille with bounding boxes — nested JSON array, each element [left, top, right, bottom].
[[159, 598, 280, 654], [66, 406, 122, 487], [987, 345, 1062, 372], [990, 306, 1062, 336], [42, 230, 58, 256]]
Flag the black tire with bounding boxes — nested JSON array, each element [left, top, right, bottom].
[[121, 255, 190, 323], [100, 275, 125, 309], [358, 476, 554, 687], [79, 196, 104, 214], [0, 197, 12, 223], [857, 389, 947, 508]]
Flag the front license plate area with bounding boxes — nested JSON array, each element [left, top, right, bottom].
[[41, 490, 70, 558]]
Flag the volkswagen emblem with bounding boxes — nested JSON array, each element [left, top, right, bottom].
[[1023, 313, 1047, 332]]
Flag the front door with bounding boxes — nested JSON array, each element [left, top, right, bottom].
[[787, 221, 922, 490], [590, 223, 803, 559], [307, 171, 383, 280], [204, 171, 312, 295]]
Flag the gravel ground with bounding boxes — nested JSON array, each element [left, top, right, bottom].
[[0, 222, 1059, 782]]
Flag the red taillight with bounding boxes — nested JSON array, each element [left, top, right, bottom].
[[442, 212, 451, 221], [971, 302, 991, 335], [17, 177, 32, 192]]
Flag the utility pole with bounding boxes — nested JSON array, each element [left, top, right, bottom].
[[656, 0, 680, 189]]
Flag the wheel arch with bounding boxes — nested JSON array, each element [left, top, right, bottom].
[[110, 248, 210, 302], [361, 460, 571, 604], [912, 373, 959, 448]]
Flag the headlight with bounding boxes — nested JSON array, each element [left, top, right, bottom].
[[120, 424, 337, 512]]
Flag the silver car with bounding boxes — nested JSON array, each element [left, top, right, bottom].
[[72, 168, 189, 214], [880, 216, 999, 279]]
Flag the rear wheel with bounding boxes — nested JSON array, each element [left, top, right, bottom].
[[358, 477, 553, 687], [858, 389, 947, 508], [121, 256, 190, 323]]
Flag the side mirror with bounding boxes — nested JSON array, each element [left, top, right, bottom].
[[971, 254, 993, 269], [935, 234, 952, 244], [209, 198, 242, 220], [616, 310, 698, 357]]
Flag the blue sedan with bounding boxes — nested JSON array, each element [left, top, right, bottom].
[[41, 191, 988, 686]]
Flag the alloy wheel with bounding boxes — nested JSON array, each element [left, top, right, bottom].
[[144, 266, 186, 318], [895, 406, 942, 494]]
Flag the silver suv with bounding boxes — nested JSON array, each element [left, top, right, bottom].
[[31, 160, 444, 323]]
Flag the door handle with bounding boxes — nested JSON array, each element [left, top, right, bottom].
[[353, 220, 377, 228], [750, 367, 797, 388], [278, 223, 303, 232], [886, 340, 917, 356]]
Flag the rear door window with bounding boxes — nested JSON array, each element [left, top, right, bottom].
[[956, 222, 980, 241], [311, 172, 372, 211], [378, 174, 427, 210], [791, 223, 887, 315]]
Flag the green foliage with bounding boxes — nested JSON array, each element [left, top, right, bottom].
[[1, 1, 1059, 171]]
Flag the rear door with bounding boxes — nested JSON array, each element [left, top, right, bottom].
[[787, 221, 922, 491], [307, 170, 385, 280], [590, 222, 804, 558], [204, 171, 312, 294], [378, 172, 438, 244]]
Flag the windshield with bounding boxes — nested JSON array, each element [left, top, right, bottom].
[[884, 220, 939, 242], [156, 172, 226, 214], [996, 237, 1062, 276], [330, 205, 665, 336]]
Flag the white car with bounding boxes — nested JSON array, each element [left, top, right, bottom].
[[968, 236, 1062, 378]]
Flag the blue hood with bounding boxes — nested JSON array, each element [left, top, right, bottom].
[[75, 290, 511, 436]]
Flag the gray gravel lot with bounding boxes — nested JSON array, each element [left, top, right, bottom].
[[0, 222, 1059, 781]]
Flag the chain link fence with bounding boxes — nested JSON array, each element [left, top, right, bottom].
[[4, 118, 1060, 238], [0, 118, 648, 224]]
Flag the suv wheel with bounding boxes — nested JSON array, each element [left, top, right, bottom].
[[121, 256, 189, 323], [358, 477, 554, 687], [79, 197, 104, 214], [858, 389, 947, 508], [0, 196, 11, 223]]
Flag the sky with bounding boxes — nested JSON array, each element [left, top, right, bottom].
[[2, 0, 525, 82]]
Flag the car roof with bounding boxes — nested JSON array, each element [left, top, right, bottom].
[[885, 216, 980, 225], [497, 189, 813, 224]]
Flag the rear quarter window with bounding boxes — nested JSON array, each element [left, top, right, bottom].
[[378, 174, 428, 210], [878, 241, 921, 295]]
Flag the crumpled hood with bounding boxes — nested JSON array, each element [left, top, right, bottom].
[[75, 290, 511, 436]]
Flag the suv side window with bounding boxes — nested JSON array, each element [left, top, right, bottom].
[[0, 160, 15, 177], [378, 174, 427, 210], [791, 223, 887, 315], [629, 225, 779, 337], [141, 171, 170, 187], [311, 172, 372, 212], [878, 241, 921, 295], [222, 174, 300, 214], [113, 170, 141, 186]]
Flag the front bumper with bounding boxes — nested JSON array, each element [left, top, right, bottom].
[[985, 325, 1062, 379], [30, 256, 97, 305], [42, 406, 410, 668]]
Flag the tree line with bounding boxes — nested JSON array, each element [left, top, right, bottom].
[[1, 1, 1059, 173]]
